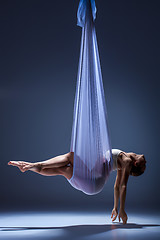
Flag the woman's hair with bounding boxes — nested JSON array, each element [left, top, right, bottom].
[[130, 164, 145, 176], [130, 156, 146, 176]]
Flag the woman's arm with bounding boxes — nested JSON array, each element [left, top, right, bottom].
[[118, 159, 132, 224], [111, 169, 122, 221]]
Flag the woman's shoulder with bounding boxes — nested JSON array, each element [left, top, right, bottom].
[[117, 151, 133, 169]]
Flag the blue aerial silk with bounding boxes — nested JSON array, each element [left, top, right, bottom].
[[68, 0, 112, 195]]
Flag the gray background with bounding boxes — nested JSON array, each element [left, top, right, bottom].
[[0, 0, 159, 212]]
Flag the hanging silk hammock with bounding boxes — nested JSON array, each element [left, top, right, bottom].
[[68, 0, 112, 195]]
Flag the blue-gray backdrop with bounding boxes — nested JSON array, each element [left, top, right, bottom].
[[0, 0, 159, 212]]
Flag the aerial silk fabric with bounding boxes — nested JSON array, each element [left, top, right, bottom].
[[68, 0, 112, 195]]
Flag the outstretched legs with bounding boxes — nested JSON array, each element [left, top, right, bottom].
[[8, 152, 74, 180]]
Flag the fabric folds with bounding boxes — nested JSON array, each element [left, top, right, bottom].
[[68, 0, 112, 195]]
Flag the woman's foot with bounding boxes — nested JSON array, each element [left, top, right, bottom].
[[8, 161, 35, 172]]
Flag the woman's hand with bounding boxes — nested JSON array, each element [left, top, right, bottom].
[[111, 208, 118, 222], [118, 209, 128, 224]]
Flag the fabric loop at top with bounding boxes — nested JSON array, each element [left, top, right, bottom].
[[77, 0, 97, 27]]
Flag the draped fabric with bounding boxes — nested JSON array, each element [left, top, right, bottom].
[[68, 0, 112, 195]]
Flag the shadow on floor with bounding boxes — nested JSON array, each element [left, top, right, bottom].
[[1, 223, 160, 238]]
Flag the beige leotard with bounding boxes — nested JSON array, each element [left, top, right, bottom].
[[112, 149, 123, 171]]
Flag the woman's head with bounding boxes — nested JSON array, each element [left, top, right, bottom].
[[129, 152, 146, 176]]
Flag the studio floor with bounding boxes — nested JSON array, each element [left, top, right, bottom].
[[0, 211, 160, 240]]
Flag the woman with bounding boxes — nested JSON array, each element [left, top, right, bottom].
[[8, 149, 146, 224]]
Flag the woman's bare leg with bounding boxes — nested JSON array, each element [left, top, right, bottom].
[[8, 152, 74, 180], [38, 165, 73, 179], [38, 152, 74, 169]]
